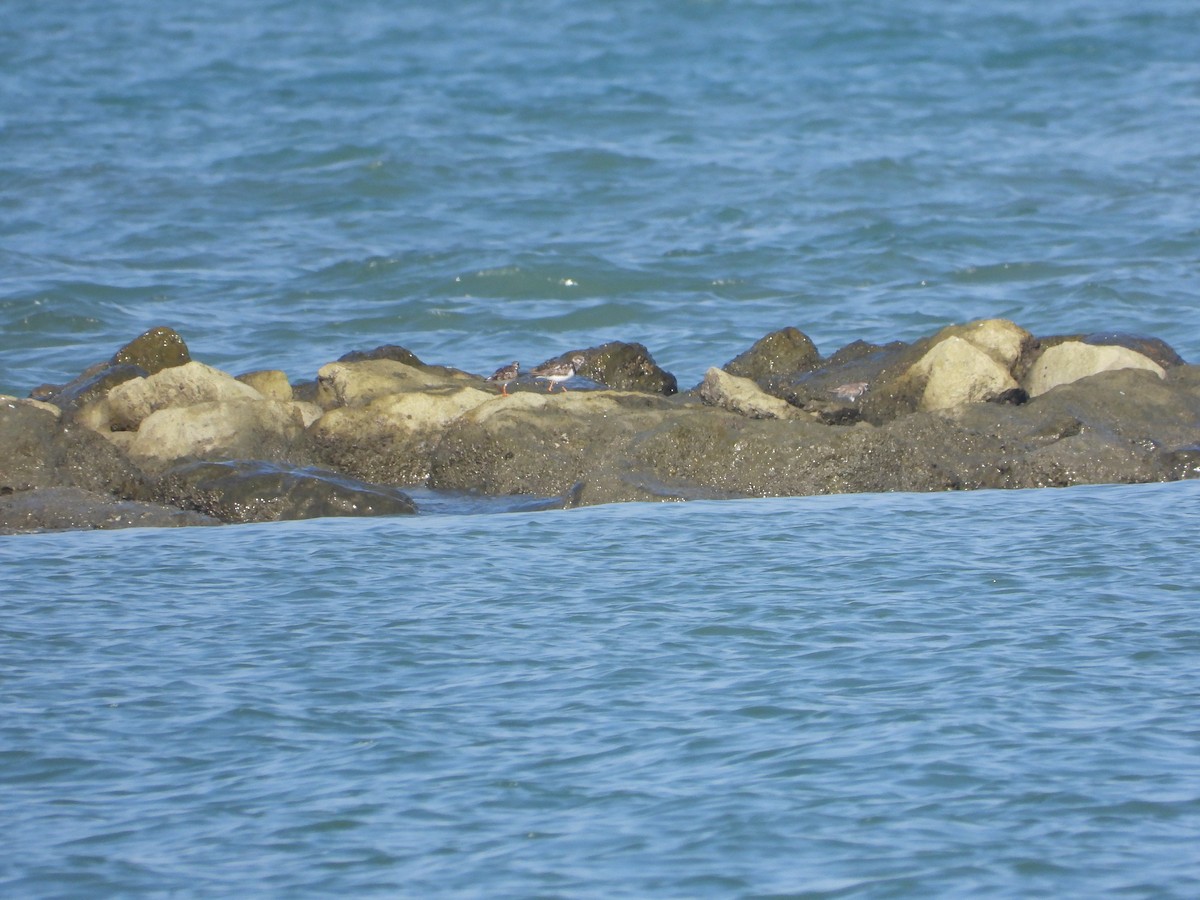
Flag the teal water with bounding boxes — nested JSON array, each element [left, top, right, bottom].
[[3, 483, 1200, 897], [3, 0, 1200, 895], [2, 0, 1199, 391]]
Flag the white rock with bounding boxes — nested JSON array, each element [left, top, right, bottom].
[[107, 361, 264, 430], [1025, 342, 1166, 397], [910, 336, 1018, 410]]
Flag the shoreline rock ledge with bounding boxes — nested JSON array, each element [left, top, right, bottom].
[[4, 320, 1199, 533]]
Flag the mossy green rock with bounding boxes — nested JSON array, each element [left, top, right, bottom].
[[111, 326, 191, 374]]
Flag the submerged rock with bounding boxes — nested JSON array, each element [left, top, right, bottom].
[[0, 486, 218, 534], [154, 459, 417, 523]]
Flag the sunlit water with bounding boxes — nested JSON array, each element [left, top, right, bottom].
[[2, 0, 1200, 895]]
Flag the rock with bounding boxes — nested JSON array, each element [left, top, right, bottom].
[[306, 386, 496, 484], [128, 399, 309, 472], [153, 460, 417, 524], [934, 318, 1034, 369], [337, 345, 477, 382], [2, 395, 61, 418], [105, 361, 266, 431], [571, 342, 678, 395], [1025, 367, 1200, 447], [315, 359, 478, 408], [722, 327, 822, 387], [0, 398, 149, 499], [1024, 342, 1166, 397], [39, 363, 148, 416], [777, 340, 913, 423], [338, 344, 425, 366], [698, 367, 807, 420], [906, 335, 1019, 411], [4, 323, 1200, 533], [0, 486, 218, 534], [430, 390, 679, 503], [111, 326, 191, 374], [237, 369, 293, 401]]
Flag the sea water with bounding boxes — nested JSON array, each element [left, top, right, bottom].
[[2, 0, 1199, 896], [3, 485, 1200, 897]]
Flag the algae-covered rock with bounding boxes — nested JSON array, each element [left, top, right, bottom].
[[722, 327, 822, 387], [338, 344, 426, 367], [41, 363, 149, 417], [571, 342, 678, 395], [111, 326, 191, 374]]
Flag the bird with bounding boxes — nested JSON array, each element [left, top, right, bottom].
[[830, 381, 869, 402], [530, 354, 586, 393], [486, 361, 520, 397]]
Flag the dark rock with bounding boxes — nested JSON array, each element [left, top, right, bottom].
[[0, 400, 148, 499], [154, 459, 418, 524], [338, 344, 425, 366], [291, 380, 320, 404], [777, 340, 915, 423], [43, 363, 148, 415], [571, 341, 678, 395], [989, 387, 1029, 405], [337, 344, 473, 382], [0, 486, 218, 534], [722, 327, 822, 388], [1160, 444, 1200, 481], [111, 326, 191, 374]]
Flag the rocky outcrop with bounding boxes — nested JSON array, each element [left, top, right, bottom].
[[2, 320, 1196, 534]]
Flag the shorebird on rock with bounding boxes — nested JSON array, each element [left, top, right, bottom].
[[486, 361, 520, 397], [530, 354, 586, 393], [830, 381, 869, 402]]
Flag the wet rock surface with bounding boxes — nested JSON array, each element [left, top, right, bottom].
[[2, 319, 1197, 533], [154, 460, 417, 524]]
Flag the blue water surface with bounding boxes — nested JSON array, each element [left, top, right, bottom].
[[3, 483, 1200, 897], [2, 0, 1199, 391], [2, 0, 1200, 895]]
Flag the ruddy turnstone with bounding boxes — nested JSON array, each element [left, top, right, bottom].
[[830, 381, 869, 402], [486, 360, 520, 397], [530, 354, 586, 393]]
